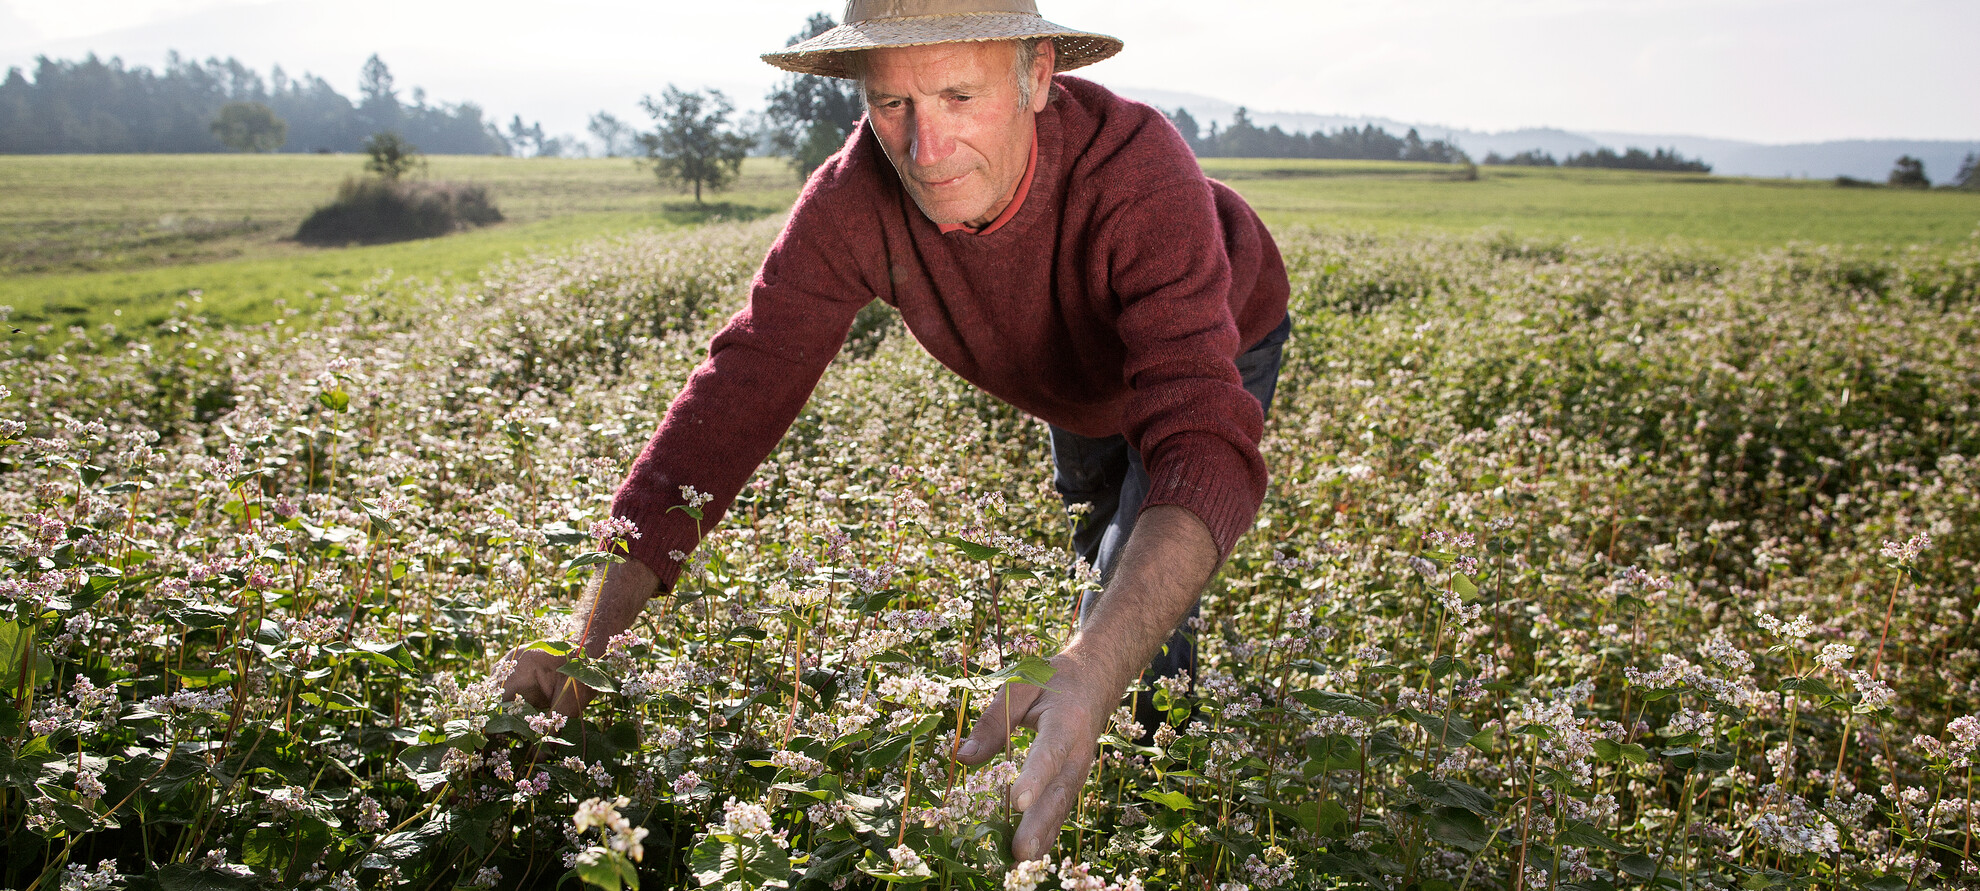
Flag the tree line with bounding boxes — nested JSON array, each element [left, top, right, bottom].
[[0, 52, 514, 154], [1483, 146, 1712, 173], [1164, 107, 1468, 163]]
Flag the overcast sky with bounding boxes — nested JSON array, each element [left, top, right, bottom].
[[2, 0, 1975, 146]]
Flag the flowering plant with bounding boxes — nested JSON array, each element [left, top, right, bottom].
[[1, 222, 1976, 889]]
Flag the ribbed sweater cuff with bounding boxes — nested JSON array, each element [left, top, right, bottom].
[[1140, 448, 1263, 560], [609, 488, 691, 592]]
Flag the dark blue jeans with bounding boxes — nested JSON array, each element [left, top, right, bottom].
[[1047, 313, 1291, 714]]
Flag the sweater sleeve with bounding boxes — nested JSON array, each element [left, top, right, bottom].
[[1101, 175, 1268, 559], [609, 181, 877, 589]]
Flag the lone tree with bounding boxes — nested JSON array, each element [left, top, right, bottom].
[[763, 13, 864, 178], [638, 85, 750, 204], [1888, 155, 1930, 188], [210, 101, 287, 152], [364, 132, 422, 180]]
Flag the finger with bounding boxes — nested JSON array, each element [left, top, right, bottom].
[[956, 681, 1043, 765], [500, 656, 552, 710], [1009, 711, 1094, 861]]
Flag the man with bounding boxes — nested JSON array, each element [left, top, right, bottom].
[[504, 0, 1290, 863]]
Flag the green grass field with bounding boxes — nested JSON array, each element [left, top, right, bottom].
[[1201, 158, 1980, 250], [2, 153, 1977, 356], [0, 155, 804, 350]]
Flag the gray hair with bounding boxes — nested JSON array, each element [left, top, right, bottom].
[[853, 37, 1053, 110]]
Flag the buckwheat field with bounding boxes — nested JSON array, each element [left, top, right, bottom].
[[3, 219, 1977, 890]]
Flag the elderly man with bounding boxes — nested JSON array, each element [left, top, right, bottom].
[[504, 0, 1290, 862]]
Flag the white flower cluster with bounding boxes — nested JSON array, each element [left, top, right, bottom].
[[719, 796, 773, 837], [878, 672, 950, 713], [60, 859, 120, 891], [1003, 858, 1051, 891], [888, 845, 931, 878], [1755, 612, 1816, 641], [1879, 532, 1932, 564], [1749, 788, 1841, 856], [572, 796, 648, 862], [1048, 858, 1144, 891], [770, 749, 825, 778]]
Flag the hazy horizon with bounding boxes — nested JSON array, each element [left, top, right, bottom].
[[3, 0, 1976, 148]]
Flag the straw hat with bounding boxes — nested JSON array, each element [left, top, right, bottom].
[[762, 0, 1124, 79]]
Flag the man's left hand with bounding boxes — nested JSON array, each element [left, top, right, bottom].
[[953, 649, 1128, 862]]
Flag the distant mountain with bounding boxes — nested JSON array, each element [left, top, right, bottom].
[[1117, 87, 1980, 183]]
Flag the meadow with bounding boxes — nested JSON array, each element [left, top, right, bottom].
[[0, 155, 1978, 890], [0, 155, 800, 347], [4, 154, 1978, 356]]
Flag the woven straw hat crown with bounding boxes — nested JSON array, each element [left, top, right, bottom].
[[762, 0, 1123, 79]]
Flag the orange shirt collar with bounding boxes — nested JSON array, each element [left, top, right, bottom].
[[938, 127, 1038, 236]]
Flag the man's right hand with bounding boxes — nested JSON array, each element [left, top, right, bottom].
[[499, 645, 592, 719], [496, 557, 661, 721]]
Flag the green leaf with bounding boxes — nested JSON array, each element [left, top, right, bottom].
[[317, 388, 350, 413], [1557, 819, 1631, 853], [0, 621, 51, 689], [1779, 676, 1843, 700], [564, 551, 618, 574], [541, 521, 592, 548], [374, 809, 459, 865], [932, 535, 1001, 562], [1593, 738, 1651, 764], [522, 639, 577, 657], [575, 847, 640, 891], [166, 604, 237, 629], [1291, 689, 1381, 717], [1315, 800, 1351, 838], [354, 639, 416, 671], [173, 666, 238, 688], [1425, 805, 1491, 852], [299, 690, 367, 711], [958, 654, 1058, 693], [155, 864, 260, 891], [244, 817, 333, 878], [1408, 772, 1497, 816], [1451, 572, 1478, 598], [397, 743, 450, 792], [1140, 789, 1198, 811], [1404, 708, 1479, 746], [558, 660, 620, 693], [691, 834, 790, 889], [1665, 747, 1736, 772]]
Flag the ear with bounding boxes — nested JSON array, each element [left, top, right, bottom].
[[1028, 40, 1057, 114]]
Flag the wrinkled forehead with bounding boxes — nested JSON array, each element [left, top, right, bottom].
[[855, 40, 1023, 94]]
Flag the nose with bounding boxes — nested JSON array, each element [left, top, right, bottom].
[[908, 107, 955, 169]]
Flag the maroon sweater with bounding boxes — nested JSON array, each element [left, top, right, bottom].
[[611, 75, 1289, 588]]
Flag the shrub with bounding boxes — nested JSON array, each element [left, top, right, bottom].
[[1887, 155, 1930, 188], [294, 177, 502, 246]]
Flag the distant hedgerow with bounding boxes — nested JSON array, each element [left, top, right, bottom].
[[294, 177, 503, 246]]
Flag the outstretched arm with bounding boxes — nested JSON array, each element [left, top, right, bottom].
[[953, 504, 1220, 862], [500, 558, 660, 718]]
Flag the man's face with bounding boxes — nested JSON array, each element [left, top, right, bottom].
[[862, 40, 1053, 229]]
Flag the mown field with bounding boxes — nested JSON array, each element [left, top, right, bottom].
[[3, 154, 1977, 357], [0, 155, 1978, 890], [0, 155, 802, 347]]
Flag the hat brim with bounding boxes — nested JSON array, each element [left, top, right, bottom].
[[762, 13, 1122, 79]]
